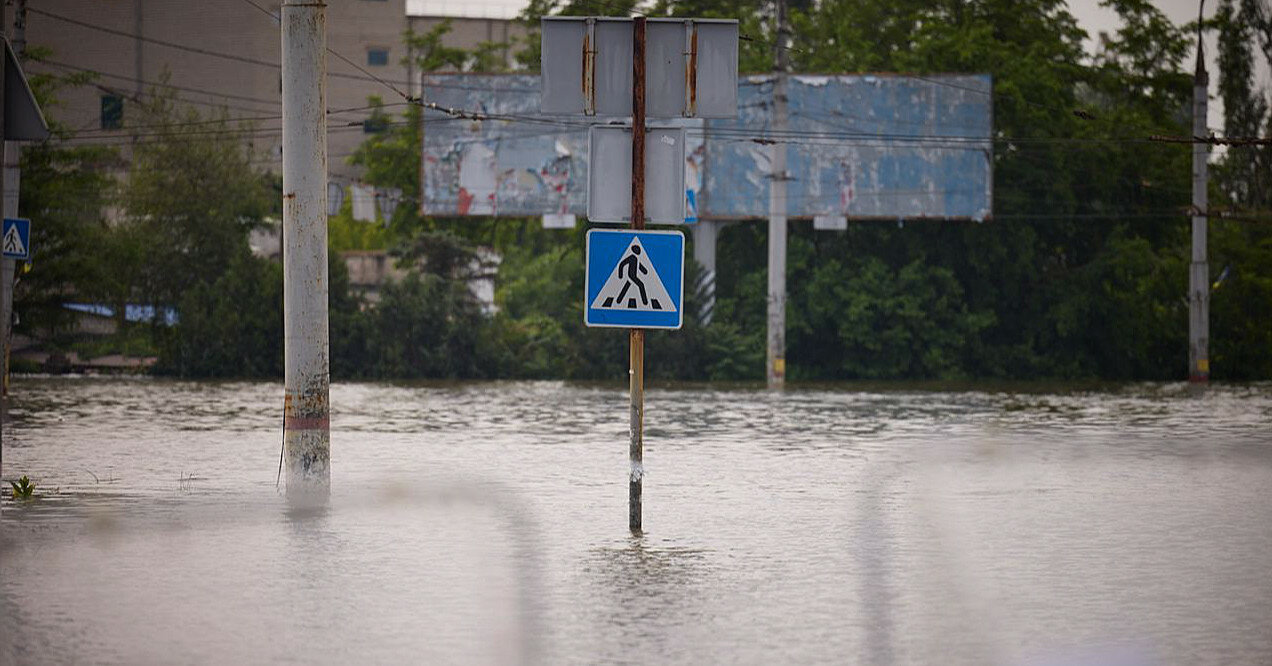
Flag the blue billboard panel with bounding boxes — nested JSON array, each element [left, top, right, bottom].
[[703, 74, 992, 220], [421, 73, 992, 221], [421, 75, 589, 217]]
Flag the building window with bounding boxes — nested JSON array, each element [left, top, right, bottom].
[[367, 48, 389, 67], [100, 95, 123, 129], [363, 117, 388, 134]]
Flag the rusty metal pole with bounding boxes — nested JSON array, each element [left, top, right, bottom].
[[629, 16, 646, 533], [281, 0, 330, 498]]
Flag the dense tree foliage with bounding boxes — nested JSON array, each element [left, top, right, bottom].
[[15, 0, 1272, 381], [14, 62, 118, 338]]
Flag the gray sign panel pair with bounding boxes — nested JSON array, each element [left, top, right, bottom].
[[541, 17, 738, 119], [542, 17, 736, 224], [588, 126, 685, 223]]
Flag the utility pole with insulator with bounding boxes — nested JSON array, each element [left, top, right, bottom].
[[766, 0, 789, 388], [1189, 3, 1210, 384]]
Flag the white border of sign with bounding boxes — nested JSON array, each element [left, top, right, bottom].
[[584, 228, 685, 330]]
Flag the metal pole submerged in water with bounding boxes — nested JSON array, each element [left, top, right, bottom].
[[629, 16, 647, 534], [281, 0, 330, 497]]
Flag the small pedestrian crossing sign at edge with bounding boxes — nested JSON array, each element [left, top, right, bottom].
[[2, 218, 30, 260], [585, 229, 684, 329]]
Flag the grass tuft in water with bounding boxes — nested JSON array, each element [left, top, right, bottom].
[[10, 475, 36, 501]]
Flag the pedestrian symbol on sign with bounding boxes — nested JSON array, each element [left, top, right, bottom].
[[591, 237, 676, 312], [584, 229, 684, 330], [2, 218, 31, 260], [3, 226, 24, 256]]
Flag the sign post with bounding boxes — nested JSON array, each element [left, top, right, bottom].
[[543, 14, 735, 532], [629, 17, 647, 533]]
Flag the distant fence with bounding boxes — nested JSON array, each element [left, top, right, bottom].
[[421, 73, 992, 222]]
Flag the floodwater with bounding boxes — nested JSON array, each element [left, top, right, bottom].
[[1, 377, 1270, 665]]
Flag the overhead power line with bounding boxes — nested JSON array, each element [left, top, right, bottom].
[[61, 103, 411, 137], [35, 58, 282, 107], [233, 0, 411, 101], [28, 8, 284, 70], [1149, 134, 1272, 146], [28, 7, 416, 91]]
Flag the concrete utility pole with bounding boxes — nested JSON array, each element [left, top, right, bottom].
[[629, 16, 647, 533], [766, 0, 789, 388], [281, 0, 330, 496], [10, 0, 24, 56], [0, 3, 16, 403], [0, 31, 6, 488], [1189, 6, 1209, 383], [3, 0, 25, 395], [133, 0, 144, 98], [692, 220, 718, 324]]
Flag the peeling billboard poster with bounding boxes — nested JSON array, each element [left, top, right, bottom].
[[421, 73, 992, 221]]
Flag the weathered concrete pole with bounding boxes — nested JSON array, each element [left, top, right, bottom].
[[766, 0, 789, 388], [629, 16, 647, 533], [0, 32, 7, 483], [281, 0, 330, 496], [1, 1, 26, 481], [691, 220, 718, 325], [1188, 19, 1209, 384]]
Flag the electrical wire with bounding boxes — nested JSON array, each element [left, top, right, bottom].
[[28, 6, 423, 93], [62, 103, 411, 137], [34, 59, 283, 107], [234, 0, 413, 101]]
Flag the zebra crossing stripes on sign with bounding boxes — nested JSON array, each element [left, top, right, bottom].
[[585, 229, 684, 330]]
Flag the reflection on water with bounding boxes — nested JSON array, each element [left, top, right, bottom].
[[1, 377, 1271, 664], [583, 538, 709, 662]]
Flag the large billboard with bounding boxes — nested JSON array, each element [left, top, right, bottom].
[[421, 73, 992, 221]]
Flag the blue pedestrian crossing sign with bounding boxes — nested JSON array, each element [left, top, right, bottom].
[[2, 218, 30, 260], [585, 229, 684, 329]]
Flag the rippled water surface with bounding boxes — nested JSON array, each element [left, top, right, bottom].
[[1, 377, 1270, 664]]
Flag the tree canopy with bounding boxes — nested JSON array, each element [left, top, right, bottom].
[[15, 0, 1272, 381]]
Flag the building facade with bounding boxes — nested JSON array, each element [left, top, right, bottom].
[[25, 0, 412, 170], [22, 1, 526, 176]]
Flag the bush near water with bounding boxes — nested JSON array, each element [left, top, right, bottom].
[[12, 0, 1272, 381]]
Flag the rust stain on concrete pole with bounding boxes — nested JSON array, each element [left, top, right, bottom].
[[282, 0, 330, 500]]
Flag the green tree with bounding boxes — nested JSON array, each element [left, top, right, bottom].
[[13, 60, 118, 341], [1207, 0, 1272, 379], [119, 87, 273, 315], [1214, 0, 1270, 210], [162, 250, 282, 378]]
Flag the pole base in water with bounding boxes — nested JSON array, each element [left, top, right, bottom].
[[629, 478, 642, 533], [284, 425, 330, 503]]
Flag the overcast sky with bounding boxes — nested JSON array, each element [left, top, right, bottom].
[[1069, 0, 1269, 133]]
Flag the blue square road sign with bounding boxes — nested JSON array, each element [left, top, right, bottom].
[[2, 218, 30, 260], [585, 229, 684, 330]]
